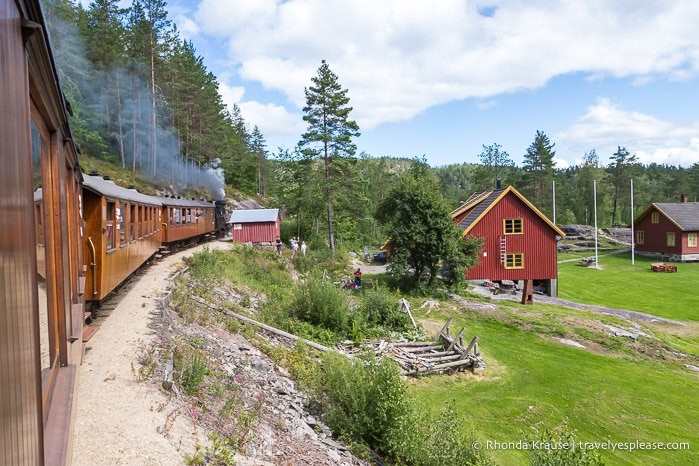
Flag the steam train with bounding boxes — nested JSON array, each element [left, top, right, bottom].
[[82, 172, 227, 309], [0, 1, 227, 463]]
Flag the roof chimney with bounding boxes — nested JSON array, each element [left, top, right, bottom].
[[496, 178, 501, 189], [102, 174, 110, 181], [681, 193, 688, 203], [88, 169, 99, 176]]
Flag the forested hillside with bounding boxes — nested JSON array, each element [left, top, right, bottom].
[[45, 0, 699, 246]]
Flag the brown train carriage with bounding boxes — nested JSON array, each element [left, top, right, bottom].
[[82, 174, 163, 305], [2, 0, 86, 463], [158, 196, 217, 247]]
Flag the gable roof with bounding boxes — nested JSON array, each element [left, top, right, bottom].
[[229, 208, 279, 224], [635, 202, 699, 231], [451, 185, 565, 237]]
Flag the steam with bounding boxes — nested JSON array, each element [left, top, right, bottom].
[[44, 6, 226, 200]]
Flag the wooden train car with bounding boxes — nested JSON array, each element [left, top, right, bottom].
[[1, 0, 86, 463], [82, 173, 163, 305], [158, 195, 218, 247]]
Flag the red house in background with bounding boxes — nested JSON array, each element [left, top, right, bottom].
[[633, 196, 699, 262], [229, 208, 280, 244], [451, 185, 565, 297]]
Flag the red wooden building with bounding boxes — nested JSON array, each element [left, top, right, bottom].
[[229, 208, 280, 243], [633, 196, 699, 262], [451, 185, 565, 296]]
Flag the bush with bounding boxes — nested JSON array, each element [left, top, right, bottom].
[[310, 352, 491, 465], [312, 352, 411, 456], [358, 285, 411, 331], [291, 271, 350, 335], [527, 427, 604, 466]]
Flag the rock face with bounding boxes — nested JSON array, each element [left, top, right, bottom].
[[158, 305, 368, 466], [558, 224, 631, 253]]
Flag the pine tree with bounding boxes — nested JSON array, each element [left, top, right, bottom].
[[609, 146, 638, 226], [299, 60, 360, 256], [522, 130, 556, 216]]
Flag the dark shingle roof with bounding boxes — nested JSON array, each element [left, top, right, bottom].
[[229, 209, 279, 224], [654, 202, 699, 231], [458, 189, 505, 230]]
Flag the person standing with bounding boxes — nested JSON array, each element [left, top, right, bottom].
[[354, 268, 362, 288], [275, 237, 282, 256], [300, 241, 307, 256], [292, 238, 299, 256]]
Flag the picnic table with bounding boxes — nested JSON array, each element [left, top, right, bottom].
[[651, 263, 677, 273]]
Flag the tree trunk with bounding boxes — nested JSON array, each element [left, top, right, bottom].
[[116, 70, 125, 169], [150, 31, 157, 178]]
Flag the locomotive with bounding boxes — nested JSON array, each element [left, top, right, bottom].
[[0, 1, 228, 463]]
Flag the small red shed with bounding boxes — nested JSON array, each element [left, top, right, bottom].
[[229, 208, 280, 244], [633, 196, 699, 262], [452, 185, 565, 296]]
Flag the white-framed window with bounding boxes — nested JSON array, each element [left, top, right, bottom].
[[667, 232, 675, 247], [233, 223, 242, 230]]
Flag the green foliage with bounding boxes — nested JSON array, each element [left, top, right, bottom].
[[310, 352, 490, 465], [377, 158, 475, 289], [176, 347, 209, 396], [312, 352, 411, 457], [291, 271, 350, 335], [522, 130, 556, 217], [358, 285, 411, 331], [185, 433, 236, 466], [527, 427, 604, 466]]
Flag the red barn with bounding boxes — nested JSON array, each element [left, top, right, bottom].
[[229, 208, 280, 244], [633, 196, 699, 262], [452, 185, 565, 296]]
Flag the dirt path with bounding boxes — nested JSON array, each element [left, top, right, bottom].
[[72, 240, 233, 465]]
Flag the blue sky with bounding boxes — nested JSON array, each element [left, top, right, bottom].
[[158, 1, 699, 168]]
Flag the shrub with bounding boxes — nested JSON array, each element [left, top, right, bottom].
[[292, 271, 349, 335], [311, 352, 411, 457], [527, 426, 604, 466], [358, 285, 411, 332]]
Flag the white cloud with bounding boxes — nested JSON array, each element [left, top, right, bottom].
[[556, 98, 699, 167], [237, 101, 305, 140], [190, 0, 699, 131]]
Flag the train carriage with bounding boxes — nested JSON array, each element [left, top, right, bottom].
[[158, 195, 217, 247], [1, 0, 86, 463], [82, 173, 163, 305]]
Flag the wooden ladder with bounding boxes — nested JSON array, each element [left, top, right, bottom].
[[499, 236, 506, 264]]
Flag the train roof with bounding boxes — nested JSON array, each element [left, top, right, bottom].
[[82, 174, 162, 206], [155, 196, 215, 208]]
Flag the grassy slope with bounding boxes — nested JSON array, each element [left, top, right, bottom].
[[409, 255, 699, 465], [411, 307, 699, 465]]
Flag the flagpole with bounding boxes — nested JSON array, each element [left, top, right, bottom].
[[552, 180, 556, 224], [631, 179, 635, 265], [594, 180, 599, 268]]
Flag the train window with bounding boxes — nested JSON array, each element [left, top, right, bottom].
[[174, 208, 180, 225], [187, 208, 192, 224], [31, 112, 61, 413], [181, 208, 186, 225], [119, 203, 126, 246], [137, 205, 142, 239], [106, 202, 115, 250], [130, 204, 136, 241]]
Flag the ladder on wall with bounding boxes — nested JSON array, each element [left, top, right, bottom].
[[499, 236, 506, 264]]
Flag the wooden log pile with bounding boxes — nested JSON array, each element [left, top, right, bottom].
[[338, 318, 485, 377]]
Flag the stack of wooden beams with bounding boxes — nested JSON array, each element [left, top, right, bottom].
[[337, 318, 485, 376]]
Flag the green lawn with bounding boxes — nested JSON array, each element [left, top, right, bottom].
[[411, 307, 699, 465], [558, 253, 699, 322]]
